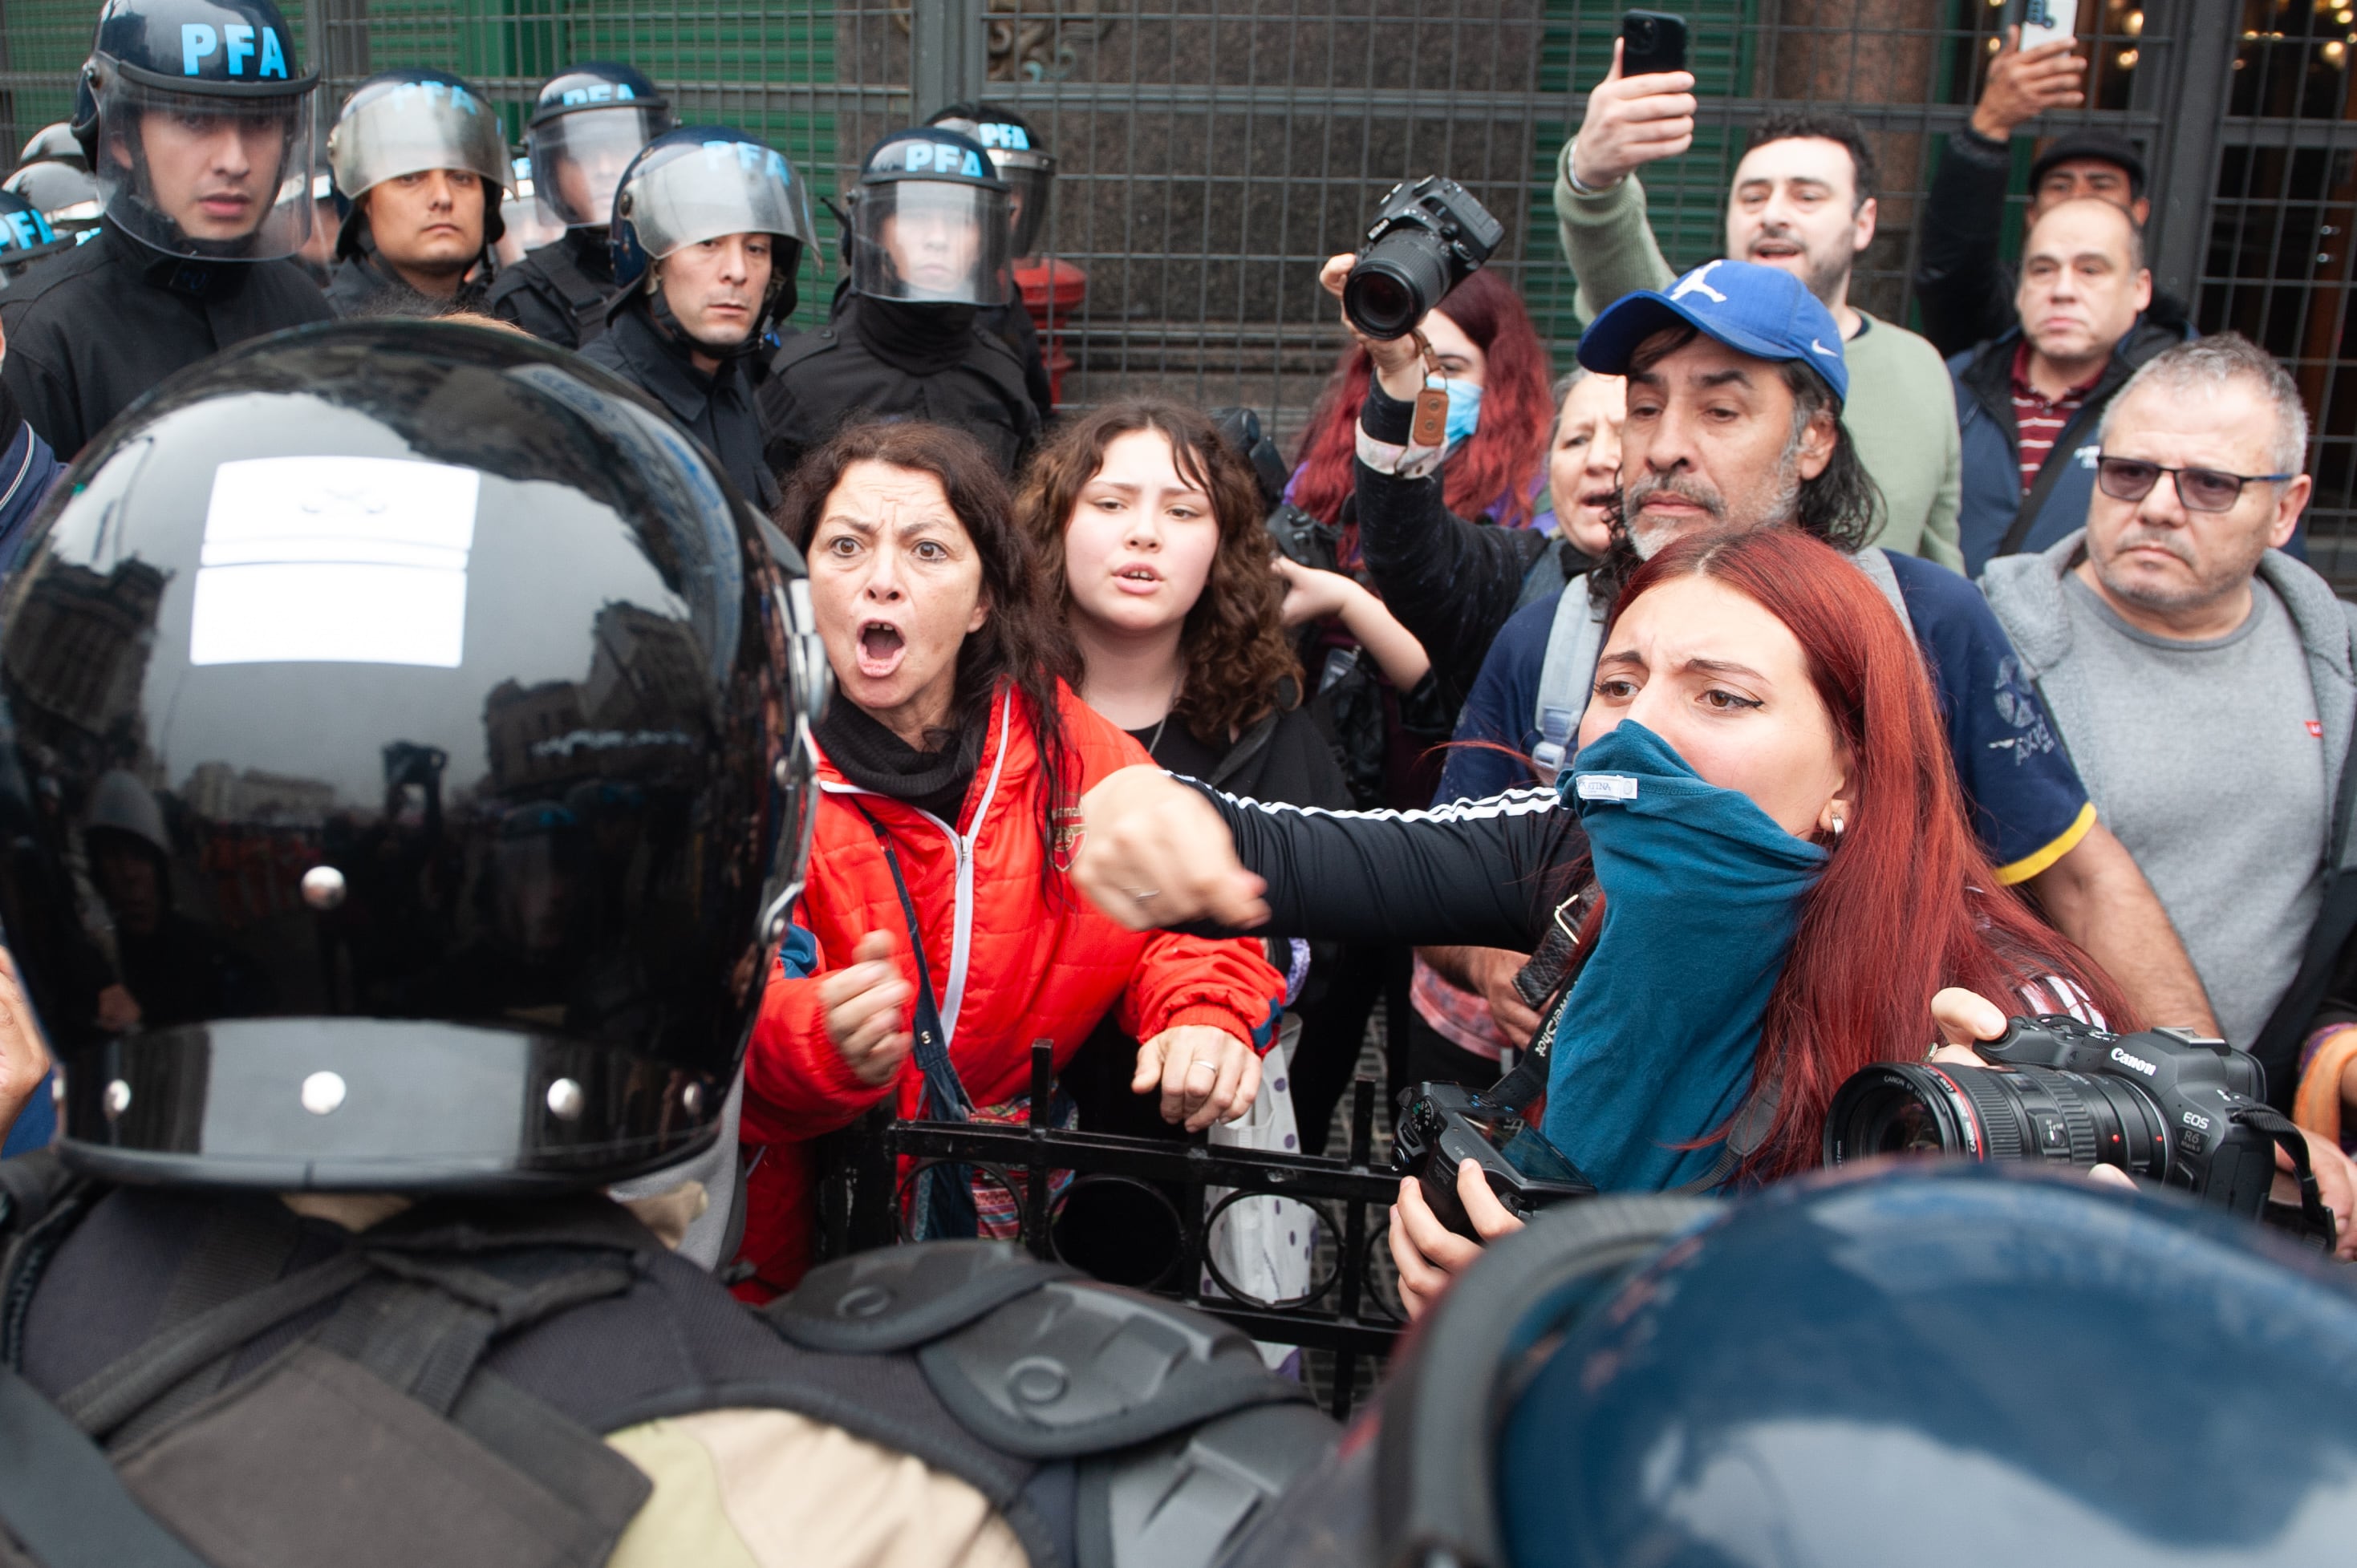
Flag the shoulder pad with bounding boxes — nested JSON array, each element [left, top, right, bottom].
[[918, 1278, 1310, 1459], [768, 1238, 1076, 1353], [1090, 1400, 1341, 1568]]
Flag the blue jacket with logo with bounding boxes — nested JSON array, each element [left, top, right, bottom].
[[1949, 318, 2191, 578]]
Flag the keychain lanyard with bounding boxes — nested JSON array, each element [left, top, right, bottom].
[[1408, 327, 1452, 451]]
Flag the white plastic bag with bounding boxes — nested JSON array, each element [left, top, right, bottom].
[[1204, 1015, 1317, 1371]]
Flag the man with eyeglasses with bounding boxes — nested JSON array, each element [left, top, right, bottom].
[[1984, 334, 2353, 1095]]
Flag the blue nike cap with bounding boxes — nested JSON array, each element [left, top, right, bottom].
[[1577, 258, 1848, 406]]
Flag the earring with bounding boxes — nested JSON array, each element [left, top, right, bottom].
[[1828, 813, 1846, 843]]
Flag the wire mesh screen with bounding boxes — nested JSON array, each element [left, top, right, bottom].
[[8, 0, 2357, 581]]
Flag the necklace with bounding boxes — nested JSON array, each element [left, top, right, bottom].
[[1142, 667, 1185, 759]]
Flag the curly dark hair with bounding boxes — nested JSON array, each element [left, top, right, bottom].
[[1746, 109, 1879, 209], [1588, 323, 1883, 604], [773, 419, 1075, 847], [1018, 399, 1302, 746]]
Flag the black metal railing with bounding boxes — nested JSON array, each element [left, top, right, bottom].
[[817, 1039, 1405, 1418]]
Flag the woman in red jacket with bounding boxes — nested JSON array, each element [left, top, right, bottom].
[[736, 419, 1284, 1296]]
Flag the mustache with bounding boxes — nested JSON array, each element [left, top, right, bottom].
[[1621, 471, 1727, 520]]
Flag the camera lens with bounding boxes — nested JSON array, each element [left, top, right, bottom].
[[1824, 1062, 2170, 1177], [1631, 18, 1657, 44], [1344, 229, 1458, 340]]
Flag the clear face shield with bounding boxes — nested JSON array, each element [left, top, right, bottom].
[[94, 71, 318, 260], [4, 164, 105, 234], [530, 105, 667, 229], [496, 159, 568, 266], [623, 137, 816, 265], [992, 151, 1053, 258], [850, 180, 1012, 305], [329, 78, 513, 208]]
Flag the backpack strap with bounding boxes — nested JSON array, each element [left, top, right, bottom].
[[2251, 633, 2357, 1106], [1530, 581, 1608, 777], [1845, 546, 1915, 634], [0, 1359, 212, 1568]]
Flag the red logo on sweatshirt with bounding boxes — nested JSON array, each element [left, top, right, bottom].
[[2309, 719, 2326, 738]]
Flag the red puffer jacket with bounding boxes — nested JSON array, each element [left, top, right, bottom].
[[735, 680, 1284, 1296]]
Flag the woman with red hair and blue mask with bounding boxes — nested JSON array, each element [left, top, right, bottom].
[[1065, 526, 2357, 1304]]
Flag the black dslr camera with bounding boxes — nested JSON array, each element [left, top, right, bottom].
[[1343, 176, 1506, 340], [1394, 1082, 1595, 1240], [1825, 1014, 2335, 1245], [1209, 405, 1342, 574]]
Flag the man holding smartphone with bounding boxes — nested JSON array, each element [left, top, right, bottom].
[[1912, 24, 2189, 359], [1557, 34, 1964, 569]]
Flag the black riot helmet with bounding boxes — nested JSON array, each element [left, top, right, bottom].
[[0, 319, 827, 1194], [74, 0, 323, 261], [0, 189, 75, 285], [611, 127, 817, 350], [1238, 1164, 2357, 1568], [327, 67, 513, 261], [4, 160, 106, 236], [924, 102, 1053, 258], [526, 63, 673, 231], [849, 127, 1011, 306], [18, 122, 89, 172]]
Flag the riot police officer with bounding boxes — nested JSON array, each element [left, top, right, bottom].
[[0, 319, 1333, 1568], [14, 123, 87, 172], [923, 100, 1056, 421], [322, 67, 509, 316], [486, 63, 674, 349], [1226, 1162, 2357, 1567], [584, 126, 811, 511], [0, 191, 74, 290], [0, 0, 329, 458], [1, 162, 102, 243], [760, 127, 1041, 478]]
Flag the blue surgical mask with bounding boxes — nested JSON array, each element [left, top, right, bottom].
[[1441, 377, 1483, 450]]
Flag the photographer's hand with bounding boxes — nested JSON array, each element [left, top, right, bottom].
[[1970, 27, 2086, 143], [1389, 1159, 1525, 1320], [1073, 765, 1270, 934], [1571, 38, 1697, 192], [1316, 253, 1426, 399], [819, 931, 915, 1088], [1134, 1025, 1263, 1131], [2278, 1129, 2357, 1259]]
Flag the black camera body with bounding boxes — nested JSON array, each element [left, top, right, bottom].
[[1825, 1014, 2282, 1219], [1264, 502, 1340, 574], [1343, 176, 1506, 340], [1394, 1081, 1595, 1240]]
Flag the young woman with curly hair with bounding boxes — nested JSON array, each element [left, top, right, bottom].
[[1018, 401, 1365, 1266]]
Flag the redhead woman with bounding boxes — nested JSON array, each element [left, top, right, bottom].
[[1066, 526, 2357, 1304], [734, 421, 1283, 1297]]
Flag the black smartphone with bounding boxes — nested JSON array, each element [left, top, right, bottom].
[[1621, 9, 1689, 75]]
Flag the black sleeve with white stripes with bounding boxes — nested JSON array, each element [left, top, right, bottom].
[[1182, 783, 1581, 950]]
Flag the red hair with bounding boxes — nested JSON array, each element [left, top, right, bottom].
[[1288, 269, 1556, 535], [1593, 529, 2136, 1180]]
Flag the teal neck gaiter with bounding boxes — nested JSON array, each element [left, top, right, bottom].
[[1539, 720, 1828, 1190]]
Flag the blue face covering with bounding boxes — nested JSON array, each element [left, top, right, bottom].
[[1537, 720, 1828, 1190], [1440, 377, 1482, 450]]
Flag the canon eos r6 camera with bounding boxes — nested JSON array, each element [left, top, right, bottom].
[[1394, 1082, 1595, 1240], [1342, 176, 1505, 339], [1825, 1015, 2328, 1239]]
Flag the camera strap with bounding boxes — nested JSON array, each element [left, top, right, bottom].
[[2233, 1103, 2339, 1254], [1407, 330, 1452, 451]]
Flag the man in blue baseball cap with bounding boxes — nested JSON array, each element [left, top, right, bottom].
[[1422, 257, 2220, 1043]]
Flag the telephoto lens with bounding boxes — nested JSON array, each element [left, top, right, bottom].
[[1341, 175, 1505, 339], [1823, 1015, 2306, 1229]]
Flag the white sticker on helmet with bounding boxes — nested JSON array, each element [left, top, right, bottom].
[[189, 456, 479, 668]]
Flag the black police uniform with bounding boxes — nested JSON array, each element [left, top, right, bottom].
[[586, 298, 777, 509], [486, 229, 617, 348], [761, 292, 1041, 478], [0, 221, 329, 456], [0, 321, 1330, 1568]]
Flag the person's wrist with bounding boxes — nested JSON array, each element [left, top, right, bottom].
[[1566, 138, 1625, 196], [1966, 108, 2015, 144]]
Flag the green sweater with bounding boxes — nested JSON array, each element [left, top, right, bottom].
[[1552, 144, 1964, 570]]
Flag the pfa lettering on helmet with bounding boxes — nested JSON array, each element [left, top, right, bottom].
[[178, 21, 290, 79], [1, 208, 57, 252], [902, 140, 988, 178], [559, 81, 636, 106], [976, 121, 1031, 151], [386, 78, 483, 119]]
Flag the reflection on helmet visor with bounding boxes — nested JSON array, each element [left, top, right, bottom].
[[93, 76, 317, 260], [329, 79, 513, 204], [624, 139, 816, 261], [533, 107, 666, 229]]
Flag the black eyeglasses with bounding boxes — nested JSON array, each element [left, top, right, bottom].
[[2095, 456, 2296, 513]]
